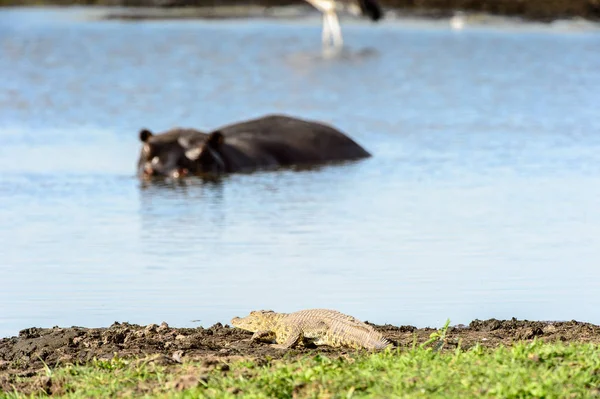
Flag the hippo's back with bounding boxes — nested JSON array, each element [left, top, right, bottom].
[[214, 114, 371, 162]]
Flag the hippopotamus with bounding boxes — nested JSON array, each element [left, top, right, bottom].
[[137, 114, 371, 179]]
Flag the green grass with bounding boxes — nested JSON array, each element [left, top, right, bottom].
[[2, 340, 600, 398]]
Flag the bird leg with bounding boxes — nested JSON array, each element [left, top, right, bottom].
[[327, 11, 343, 49], [321, 12, 332, 48]]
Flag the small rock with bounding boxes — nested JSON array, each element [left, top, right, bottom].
[[543, 324, 557, 334], [133, 330, 145, 338], [145, 324, 158, 333], [172, 350, 184, 363], [157, 322, 169, 333], [517, 327, 543, 340], [102, 330, 127, 345], [19, 328, 42, 339], [175, 334, 187, 341]]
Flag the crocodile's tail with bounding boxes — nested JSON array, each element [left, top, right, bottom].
[[365, 335, 393, 350], [335, 324, 392, 350]]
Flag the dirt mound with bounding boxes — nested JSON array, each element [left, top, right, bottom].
[[1, 318, 599, 381]]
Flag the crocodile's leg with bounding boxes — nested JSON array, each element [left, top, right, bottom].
[[251, 330, 276, 343], [272, 327, 303, 350]]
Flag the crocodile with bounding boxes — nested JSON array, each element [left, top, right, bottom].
[[230, 309, 392, 350]]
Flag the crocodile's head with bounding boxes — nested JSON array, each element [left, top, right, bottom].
[[230, 310, 285, 332]]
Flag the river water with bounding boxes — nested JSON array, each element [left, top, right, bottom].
[[1, 8, 599, 337]]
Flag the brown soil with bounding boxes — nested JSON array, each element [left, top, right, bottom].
[[1, 318, 599, 385]]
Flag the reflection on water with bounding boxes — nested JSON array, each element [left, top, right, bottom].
[[0, 9, 599, 337], [286, 46, 380, 64]]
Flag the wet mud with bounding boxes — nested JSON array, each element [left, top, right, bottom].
[[1, 318, 599, 388]]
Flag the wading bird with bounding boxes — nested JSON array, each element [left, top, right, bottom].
[[304, 0, 383, 51]]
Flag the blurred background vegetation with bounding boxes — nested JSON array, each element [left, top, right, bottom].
[[1, 0, 599, 22]]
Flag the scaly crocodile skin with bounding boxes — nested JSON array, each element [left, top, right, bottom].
[[231, 309, 391, 350]]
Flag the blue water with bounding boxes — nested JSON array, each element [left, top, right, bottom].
[[1, 8, 599, 337]]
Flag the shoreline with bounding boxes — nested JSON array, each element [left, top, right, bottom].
[[1, 2, 600, 23], [2, 318, 599, 396], [1, 318, 599, 374]]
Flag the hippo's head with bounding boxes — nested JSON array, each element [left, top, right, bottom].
[[137, 128, 207, 179]]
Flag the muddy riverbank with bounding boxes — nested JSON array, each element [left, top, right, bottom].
[[1, 0, 599, 22], [1, 318, 599, 384]]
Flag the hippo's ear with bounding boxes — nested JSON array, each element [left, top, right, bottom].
[[206, 131, 225, 147], [139, 129, 153, 142]]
